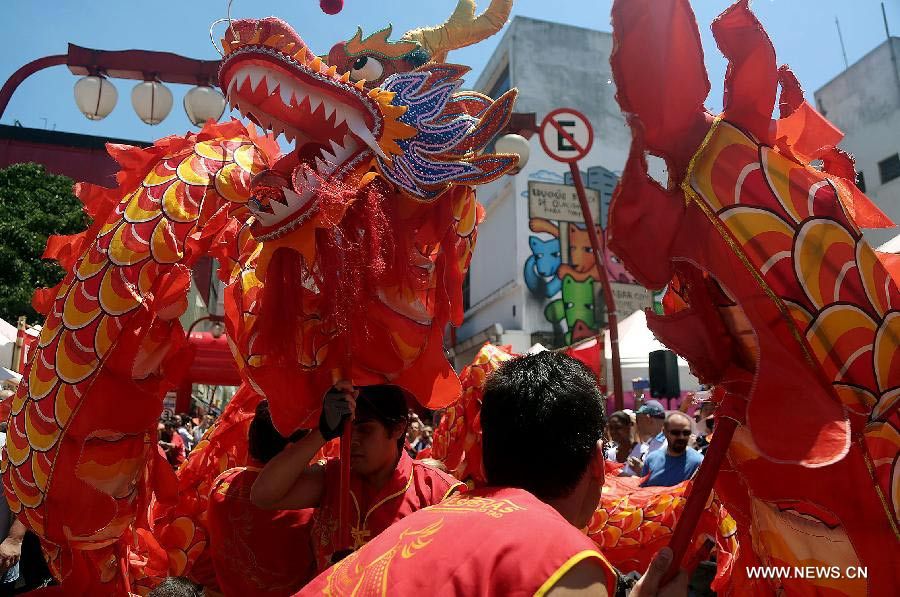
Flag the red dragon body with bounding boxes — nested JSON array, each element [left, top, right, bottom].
[[609, 1, 899, 593]]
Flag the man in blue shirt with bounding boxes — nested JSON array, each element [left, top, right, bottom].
[[624, 399, 667, 476], [641, 412, 704, 487]]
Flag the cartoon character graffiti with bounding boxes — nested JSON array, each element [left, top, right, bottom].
[[524, 237, 562, 297], [523, 218, 562, 297], [604, 232, 633, 283], [522, 176, 640, 345], [558, 223, 602, 281], [544, 275, 597, 344]]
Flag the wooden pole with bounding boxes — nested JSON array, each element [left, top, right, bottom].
[[568, 162, 624, 411], [331, 368, 354, 557], [661, 416, 738, 583]]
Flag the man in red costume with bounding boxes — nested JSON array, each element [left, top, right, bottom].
[[296, 352, 688, 595], [252, 384, 463, 571], [207, 400, 315, 596], [159, 421, 186, 468]]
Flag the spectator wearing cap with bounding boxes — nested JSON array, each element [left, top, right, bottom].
[[641, 412, 704, 487], [251, 384, 465, 572], [624, 400, 667, 476]]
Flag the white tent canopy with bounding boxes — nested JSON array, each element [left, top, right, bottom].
[[878, 234, 900, 254], [603, 309, 700, 394], [0, 318, 17, 371], [1, 367, 21, 384]]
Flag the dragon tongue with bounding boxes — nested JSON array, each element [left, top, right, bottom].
[[346, 115, 387, 160], [270, 152, 300, 177], [250, 168, 292, 195]]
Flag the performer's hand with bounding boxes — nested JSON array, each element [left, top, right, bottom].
[[0, 536, 22, 572], [627, 456, 643, 471], [631, 547, 689, 597], [319, 382, 357, 441]]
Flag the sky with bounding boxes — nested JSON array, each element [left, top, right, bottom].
[[2, 0, 899, 143]]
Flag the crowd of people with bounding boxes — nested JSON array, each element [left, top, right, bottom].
[[405, 412, 433, 457], [146, 353, 691, 597], [605, 398, 711, 487], [157, 411, 217, 468]]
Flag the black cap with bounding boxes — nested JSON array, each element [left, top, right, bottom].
[[354, 385, 410, 426]]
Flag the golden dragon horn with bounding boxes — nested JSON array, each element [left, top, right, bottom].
[[402, 0, 513, 63]]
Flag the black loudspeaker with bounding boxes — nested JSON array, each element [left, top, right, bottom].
[[649, 350, 680, 398]]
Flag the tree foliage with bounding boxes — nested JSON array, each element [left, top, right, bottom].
[[0, 163, 87, 324]]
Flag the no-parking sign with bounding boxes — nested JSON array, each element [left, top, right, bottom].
[[539, 108, 594, 163]]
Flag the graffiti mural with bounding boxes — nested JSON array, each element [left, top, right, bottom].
[[523, 220, 562, 298], [523, 170, 647, 346]]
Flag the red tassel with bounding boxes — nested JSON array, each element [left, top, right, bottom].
[[256, 247, 306, 365]]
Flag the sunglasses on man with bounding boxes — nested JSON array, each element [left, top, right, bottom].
[[667, 430, 692, 437]]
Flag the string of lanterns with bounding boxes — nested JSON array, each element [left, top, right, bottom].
[[73, 74, 226, 126], [70, 0, 345, 126]]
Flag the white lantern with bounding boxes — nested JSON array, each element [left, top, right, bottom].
[[73, 75, 118, 121], [131, 80, 174, 125], [183, 85, 227, 126], [494, 133, 531, 173]]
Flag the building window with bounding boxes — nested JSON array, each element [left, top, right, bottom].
[[856, 170, 866, 193], [487, 65, 510, 100], [484, 64, 511, 155], [463, 270, 471, 312], [878, 154, 900, 184]]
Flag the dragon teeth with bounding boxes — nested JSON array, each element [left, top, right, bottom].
[[227, 65, 370, 160], [281, 188, 304, 207], [254, 186, 314, 227], [346, 115, 386, 160], [278, 84, 293, 106], [322, 99, 336, 120], [247, 69, 265, 92]]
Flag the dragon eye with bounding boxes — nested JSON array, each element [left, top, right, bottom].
[[350, 55, 384, 82]]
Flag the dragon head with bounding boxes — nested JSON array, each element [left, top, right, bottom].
[[215, 2, 518, 430], [218, 0, 517, 240]]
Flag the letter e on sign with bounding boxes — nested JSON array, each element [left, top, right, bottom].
[[540, 108, 594, 163]]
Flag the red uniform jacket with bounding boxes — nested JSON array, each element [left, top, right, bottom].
[[298, 486, 618, 596], [167, 432, 186, 467], [208, 466, 315, 596], [309, 450, 463, 572]]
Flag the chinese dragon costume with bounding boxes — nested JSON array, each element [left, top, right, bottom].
[[1, 1, 517, 593], [609, 0, 899, 594]]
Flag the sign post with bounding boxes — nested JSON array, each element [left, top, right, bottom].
[[539, 108, 624, 411]]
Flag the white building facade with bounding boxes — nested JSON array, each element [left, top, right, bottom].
[[452, 17, 653, 368], [814, 37, 900, 248]]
